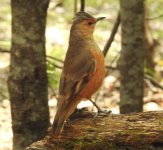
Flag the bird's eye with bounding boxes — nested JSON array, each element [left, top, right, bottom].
[[88, 22, 93, 26]]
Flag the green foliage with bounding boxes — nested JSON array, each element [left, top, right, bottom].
[[146, 0, 163, 39], [47, 46, 66, 60], [144, 67, 155, 77], [46, 58, 62, 89], [47, 68, 60, 89], [146, 0, 163, 17]]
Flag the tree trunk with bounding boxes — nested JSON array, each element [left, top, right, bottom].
[[25, 111, 163, 150], [118, 0, 145, 113], [8, 0, 50, 149], [144, 22, 158, 73]]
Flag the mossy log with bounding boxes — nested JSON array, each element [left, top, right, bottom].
[[26, 111, 163, 150]]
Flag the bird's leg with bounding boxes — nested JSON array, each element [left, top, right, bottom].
[[89, 98, 112, 114], [89, 99, 112, 125], [89, 99, 103, 113]]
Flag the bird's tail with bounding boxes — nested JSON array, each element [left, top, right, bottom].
[[50, 97, 80, 139], [51, 107, 65, 138]]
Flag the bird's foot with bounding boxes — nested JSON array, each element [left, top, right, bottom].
[[93, 109, 112, 125]]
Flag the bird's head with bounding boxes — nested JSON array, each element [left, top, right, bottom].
[[71, 11, 105, 39]]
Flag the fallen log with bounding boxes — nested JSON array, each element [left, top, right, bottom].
[[26, 111, 163, 150]]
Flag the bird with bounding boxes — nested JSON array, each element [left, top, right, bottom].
[[51, 11, 105, 139]]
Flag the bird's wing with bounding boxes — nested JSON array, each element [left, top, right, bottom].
[[59, 48, 96, 104]]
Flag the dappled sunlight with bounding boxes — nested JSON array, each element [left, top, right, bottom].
[[0, 61, 9, 69], [0, 99, 12, 150], [46, 27, 69, 46]]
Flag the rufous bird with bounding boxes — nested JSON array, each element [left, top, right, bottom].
[[51, 11, 105, 138]]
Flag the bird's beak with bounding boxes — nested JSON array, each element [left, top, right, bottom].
[[96, 17, 105, 22]]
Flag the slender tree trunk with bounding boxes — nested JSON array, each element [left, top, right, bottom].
[[144, 22, 157, 72], [8, 0, 50, 149], [118, 0, 145, 113]]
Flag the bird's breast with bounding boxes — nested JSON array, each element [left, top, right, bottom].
[[79, 47, 105, 99]]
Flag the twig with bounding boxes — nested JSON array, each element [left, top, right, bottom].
[[0, 49, 64, 66], [144, 79, 157, 92], [46, 55, 63, 63], [0, 48, 64, 68], [145, 74, 163, 90], [74, 0, 77, 14], [0, 48, 10, 53], [105, 52, 120, 76], [146, 14, 163, 21], [103, 12, 120, 57], [80, 0, 85, 11], [144, 99, 163, 105], [0, 92, 7, 99], [105, 66, 117, 70], [47, 59, 63, 69], [105, 65, 163, 91]]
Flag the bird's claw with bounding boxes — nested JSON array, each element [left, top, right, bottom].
[[93, 110, 112, 125]]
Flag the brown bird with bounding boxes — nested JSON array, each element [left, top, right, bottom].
[[51, 11, 105, 138]]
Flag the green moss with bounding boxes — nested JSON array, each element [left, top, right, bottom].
[[120, 129, 152, 144], [64, 139, 83, 150], [62, 135, 117, 150], [82, 138, 116, 150]]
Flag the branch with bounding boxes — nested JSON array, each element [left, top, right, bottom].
[[46, 55, 63, 63], [0, 92, 7, 99], [145, 74, 163, 90], [74, 0, 77, 14], [47, 59, 63, 69], [26, 111, 163, 150], [146, 14, 163, 21], [105, 66, 117, 70], [105, 52, 120, 76], [103, 12, 120, 57], [144, 98, 163, 106], [105, 66, 163, 91], [80, 0, 85, 11], [0, 48, 10, 53], [0, 47, 64, 64]]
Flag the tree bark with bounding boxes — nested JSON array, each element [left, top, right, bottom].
[[8, 0, 50, 149], [118, 0, 145, 113], [26, 111, 163, 150]]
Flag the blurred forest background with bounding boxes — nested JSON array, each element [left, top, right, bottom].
[[0, 0, 163, 149]]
